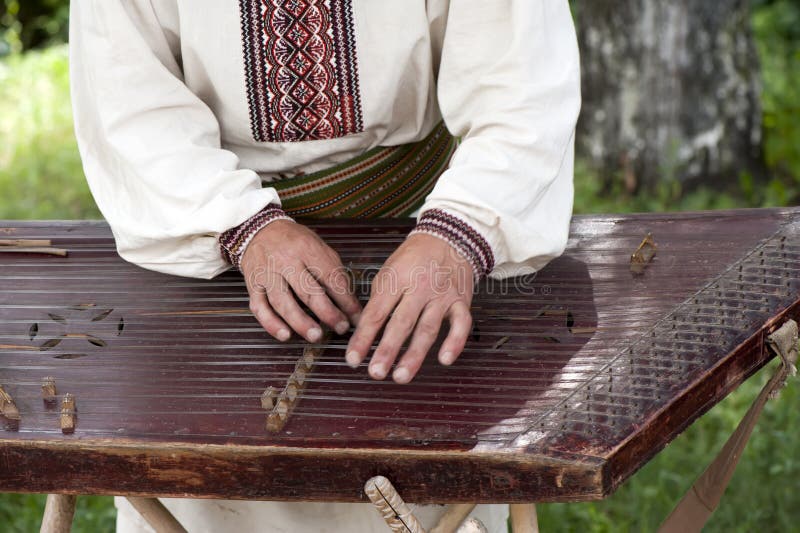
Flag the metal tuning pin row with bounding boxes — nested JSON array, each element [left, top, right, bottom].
[[261, 331, 329, 433], [0, 377, 76, 434]]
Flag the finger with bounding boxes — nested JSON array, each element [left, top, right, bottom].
[[244, 269, 291, 342], [307, 246, 363, 320], [248, 291, 292, 342], [392, 303, 445, 384], [317, 260, 363, 325], [266, 272, 323, 343], [286, 263, 350, 335], [368, 293, 428, 380], [438, 301, 473, 366], [345, 272, 402, 369]]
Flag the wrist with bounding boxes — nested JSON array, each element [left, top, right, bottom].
[[219, 204, 294, 270], [409, 209, 495, 281]]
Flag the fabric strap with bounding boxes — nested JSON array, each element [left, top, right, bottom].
[[267, 122, 457, 218], [659, 319, 798, 533]]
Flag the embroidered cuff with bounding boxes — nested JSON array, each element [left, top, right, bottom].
[[219, 204, 293, 269], [410, 209, 496, 280]]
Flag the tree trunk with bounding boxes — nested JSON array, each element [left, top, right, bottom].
[[575, 0, 765, 192]]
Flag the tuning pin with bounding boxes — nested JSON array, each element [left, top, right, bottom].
[[42, 377, 57, 407], [60, 393, 76, 434], [261, 386, 277, 410]]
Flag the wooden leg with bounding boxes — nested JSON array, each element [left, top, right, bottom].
[[509, 504, 539, 533], [40, 494, 77, 533], [126, 497, 188, 533], [430, 503, 477, 533]]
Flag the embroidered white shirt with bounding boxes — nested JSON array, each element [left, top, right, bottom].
[[69, 0, 580, 280]]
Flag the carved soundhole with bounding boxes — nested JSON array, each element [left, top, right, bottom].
[[27, 304, 122, 358]]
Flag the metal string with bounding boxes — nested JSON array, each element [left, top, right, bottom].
[[1, 222, 797, 443]]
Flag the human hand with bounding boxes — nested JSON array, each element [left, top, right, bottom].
[[241, 220, 362, 342], [345, 234, 475, 384]]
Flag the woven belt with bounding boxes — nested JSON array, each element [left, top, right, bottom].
[[267, 122, 456, 218]]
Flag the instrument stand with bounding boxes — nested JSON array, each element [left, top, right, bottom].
[[40, 495, 76, 533], [659, 319, 798, 532], [365, 476, 540, 533], [39, 489, 538, 533], [509, 504, 540, 533], [39, 496, 186, 533], [126, 498, 188, 533]]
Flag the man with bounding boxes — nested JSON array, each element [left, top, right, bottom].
[[70, 0, 580, 530]]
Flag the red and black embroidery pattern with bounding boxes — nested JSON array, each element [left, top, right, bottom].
[[239, 0, 364, 142], [411, 210, 496, 280], [219, 204, 293, 269]]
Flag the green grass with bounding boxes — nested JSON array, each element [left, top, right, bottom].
[[572, 160, 748, 216], [0, 44, 99, 219], [0, 494, 116, 533], [753, 0, 800, 191], [1, 12, 800, 531]]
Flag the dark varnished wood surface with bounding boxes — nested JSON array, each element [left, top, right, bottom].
[[0, 208, 798, 503]]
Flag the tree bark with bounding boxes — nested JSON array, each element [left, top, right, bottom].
[[575, 0, 764, 192]]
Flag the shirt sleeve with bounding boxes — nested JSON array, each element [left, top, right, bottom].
[[416, 0, 581, 279], [69, 0, 283, 279]]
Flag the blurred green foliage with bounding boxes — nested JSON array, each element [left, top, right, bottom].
[[0, 494, 116, 533], [0, 1, 799, 532], [0, 45, 99, 219], [0, 0, 69, 56], [753, 0, 800, 196]]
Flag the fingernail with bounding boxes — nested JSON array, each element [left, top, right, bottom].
[[307, 327, 322, 343], [335, 320, 350, 335], [370, 363, 388, 380], [393, 367, 411, 384], [277, 328, 291, 342], [440, 351, 455, 366], [346, 350, 361, 368]]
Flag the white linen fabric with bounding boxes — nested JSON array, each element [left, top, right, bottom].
[[71, 1, 580, 530], [115, 497, 509, 533], [70, 0, 580, 279]]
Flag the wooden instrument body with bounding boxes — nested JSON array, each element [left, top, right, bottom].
[[0, 209, 798, 503]]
